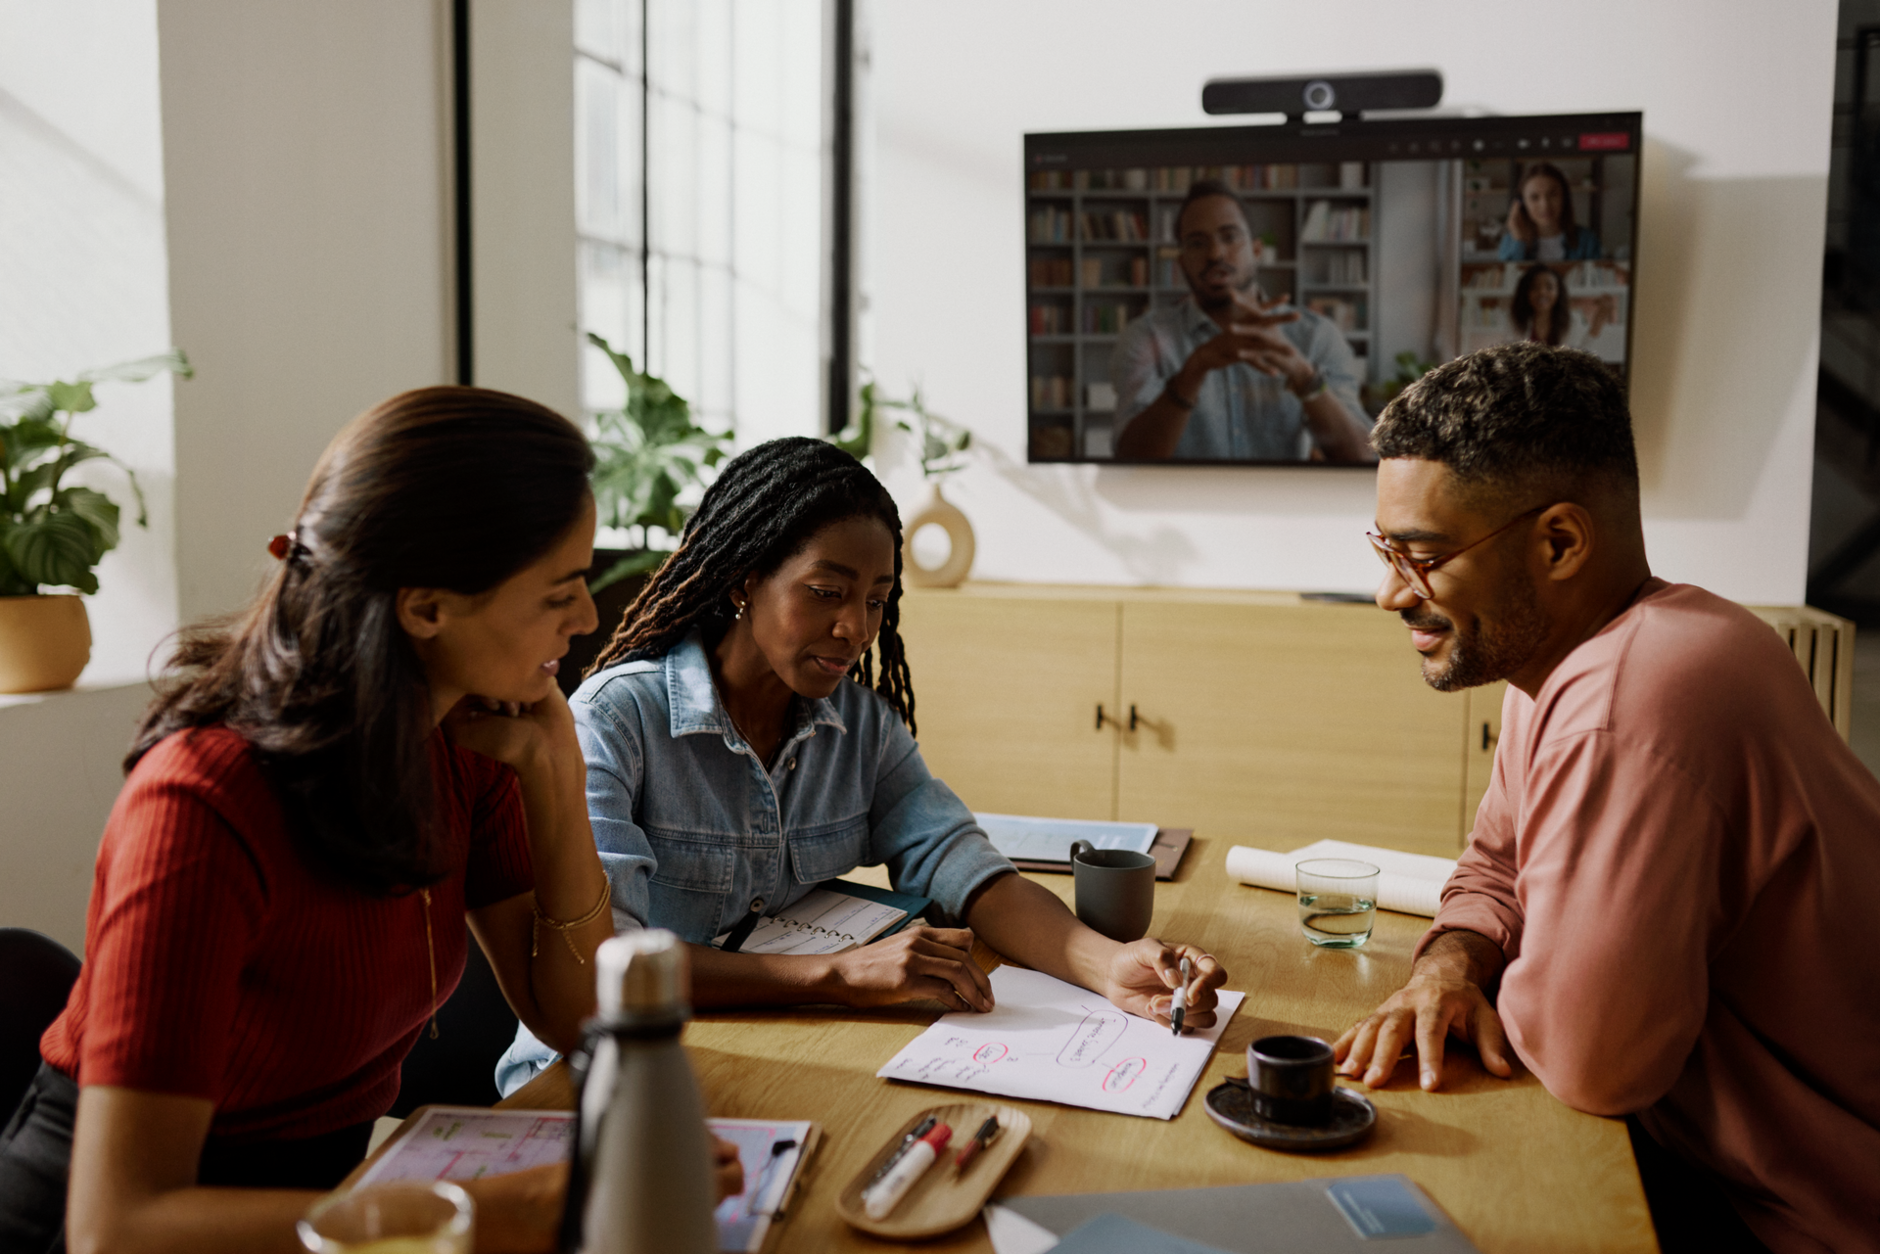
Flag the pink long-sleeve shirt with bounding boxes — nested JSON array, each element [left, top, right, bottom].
[[1420, 580, 1880, 1253]]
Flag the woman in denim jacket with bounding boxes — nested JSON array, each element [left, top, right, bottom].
[[497, 438, 1226, 1095]]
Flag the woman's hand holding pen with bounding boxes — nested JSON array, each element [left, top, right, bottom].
[[1101, 940, 1225, 1030], [826, 925, 996, 1013]]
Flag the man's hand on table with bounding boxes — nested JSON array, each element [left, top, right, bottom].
[[1333, 929, 1516, 1091], [1102, 939, 1227, 1031]]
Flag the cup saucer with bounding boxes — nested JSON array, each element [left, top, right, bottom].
[[1203, 1077, 1377, 1152]]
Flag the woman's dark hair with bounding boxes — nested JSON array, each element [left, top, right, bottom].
[[1510, 264, 1568, 345], [587, 436, 916, 731], [128, 386, 595, 895], [1512, 162, 1583, 249]]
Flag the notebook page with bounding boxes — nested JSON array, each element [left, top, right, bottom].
[[735, 888, 908, 956]]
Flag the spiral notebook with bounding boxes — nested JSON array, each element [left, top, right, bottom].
[[710, 882, 931, 956]]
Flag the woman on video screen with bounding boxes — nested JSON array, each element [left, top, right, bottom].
[[1510, 263, 1615, 351], [1498, 162, 1600, 261]]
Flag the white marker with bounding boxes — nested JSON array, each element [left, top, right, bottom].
[[1170, 956, 1192, 1036], [861, 1122, 952, 1219]]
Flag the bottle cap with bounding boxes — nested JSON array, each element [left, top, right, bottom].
[[596, 928, 688, 1020]]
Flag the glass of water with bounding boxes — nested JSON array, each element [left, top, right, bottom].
[[1295, 858, 1379, 948], [298, 1181, 473, 1254]]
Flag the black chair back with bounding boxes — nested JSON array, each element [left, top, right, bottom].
[[0, 929, 82, 1119], [389, 937, 521, 1116]]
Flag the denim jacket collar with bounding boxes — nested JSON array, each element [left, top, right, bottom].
[[664, 629, 848, 750]]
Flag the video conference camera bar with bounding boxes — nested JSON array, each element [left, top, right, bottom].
[[1202, 69, 1444, 123]]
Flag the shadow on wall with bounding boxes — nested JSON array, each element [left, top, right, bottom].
[[1630, 139, 1826, 520], [943, 438, 1202, 583]]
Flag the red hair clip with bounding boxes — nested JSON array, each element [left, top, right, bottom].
[[267, 531, 297, 560]]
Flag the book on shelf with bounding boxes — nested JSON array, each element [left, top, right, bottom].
[[1028, 257, 1073, 287], [1083, 302, 1135, 334], [1028, 304, 1070, 335], [1304, 296, 1360, 332], [1079, 210, 1148, 242], [1029, 375, 1074, 409], [1301, 201, 1371, 242], [1028, 206, 1073, 243], [1312, 250, 1366, 283]]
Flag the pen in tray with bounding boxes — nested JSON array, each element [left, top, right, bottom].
[[866, 1115, 937, 1188], [954, 1116, 1000, 1172]]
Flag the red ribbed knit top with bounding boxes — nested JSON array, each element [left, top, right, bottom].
[[41, 725, 533, 1142]]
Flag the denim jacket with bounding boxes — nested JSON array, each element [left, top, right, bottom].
[[495, 628, 1013, 1095]]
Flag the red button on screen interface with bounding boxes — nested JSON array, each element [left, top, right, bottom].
[[1578, 132, 1630, 151]]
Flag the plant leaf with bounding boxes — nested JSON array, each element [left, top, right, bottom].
[[2, 418, 66, 470], [0, 386, 55, 424], [57, 487, 121, 551], [3, 510, 101, 594], [46, 381, 96, 414], [589, 548, 669, 594], [78, 349, 194, 384]]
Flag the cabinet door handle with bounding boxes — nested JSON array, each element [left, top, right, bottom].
[[1096, 703, 1117, 731], [1128, 703, 1140, 732], [1481, 721, 1498, 751]]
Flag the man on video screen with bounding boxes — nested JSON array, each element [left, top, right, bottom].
[[1113, 179, 1374, 462]]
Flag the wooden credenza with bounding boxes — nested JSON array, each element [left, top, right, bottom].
[[897, 583, 1852, 860]]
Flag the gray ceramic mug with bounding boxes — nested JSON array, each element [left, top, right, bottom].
[[1069, 840, 1157, 942], [1247, 1034, 1336, 1125]]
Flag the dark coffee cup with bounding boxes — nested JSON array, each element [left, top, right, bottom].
[[1069, 840, 1156, 942], [1247, 1034, 1336, 1126]]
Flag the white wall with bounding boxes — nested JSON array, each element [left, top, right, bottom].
[[159, 0, 455, 622], [0, 0, 176, 683], [0, 684, 154, 953], [0, 0, 173, 948], [474, 0, 581, 420], [865, 0, 1836, 604], [2, 1, 458, 946]]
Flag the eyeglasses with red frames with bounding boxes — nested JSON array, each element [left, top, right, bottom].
[[1366, 504, 1550, 599]]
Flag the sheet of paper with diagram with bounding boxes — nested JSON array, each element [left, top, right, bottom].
[[876, 967, 1244, 1120], [356, 1107, 814, 1254], [355, 1107, 573, 1185]]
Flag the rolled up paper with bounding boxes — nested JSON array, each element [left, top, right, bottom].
[[1224, 840, 1455, 917]]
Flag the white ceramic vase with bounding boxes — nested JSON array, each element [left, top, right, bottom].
[[902, 482, 975, 588]]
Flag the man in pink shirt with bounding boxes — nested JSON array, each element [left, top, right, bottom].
[[1335, 343, 1880, 1254]]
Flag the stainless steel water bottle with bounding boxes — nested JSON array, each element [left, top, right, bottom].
[[564, 929, 717, 1254]]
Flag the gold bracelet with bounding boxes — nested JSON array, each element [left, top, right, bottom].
[[532, 876, 613, 964]]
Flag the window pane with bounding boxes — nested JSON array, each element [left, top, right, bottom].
[[577, 0, 825, 441]]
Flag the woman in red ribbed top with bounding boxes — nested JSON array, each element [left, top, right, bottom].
[[0, 389, 620, 1253]]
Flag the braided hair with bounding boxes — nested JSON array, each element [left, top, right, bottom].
[[588, 437, 917, 731]]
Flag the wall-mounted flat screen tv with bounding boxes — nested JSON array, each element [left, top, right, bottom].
[[1024, 112, 1641, 464]]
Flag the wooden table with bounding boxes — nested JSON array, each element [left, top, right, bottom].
[[500, 838, 1657, 1253]]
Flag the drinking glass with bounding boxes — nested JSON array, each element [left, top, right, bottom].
[[1295, 858, 1379, 948], [298, 1181, 474, 1254]]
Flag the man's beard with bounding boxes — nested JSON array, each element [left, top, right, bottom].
[[1191, 265, 1255, 312], [1402, 578, 1550, 693]]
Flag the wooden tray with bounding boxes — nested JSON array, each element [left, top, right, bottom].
[[833, 1102, 1032, 1239]]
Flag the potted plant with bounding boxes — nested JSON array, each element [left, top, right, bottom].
[[560, 333, 731, 692], [857, 379, 975, 588], [0, 351, 192, 692]]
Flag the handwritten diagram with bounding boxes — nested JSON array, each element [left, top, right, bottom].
[[357, 1108, 573, 1186], [876, 967, 1244, 1120]]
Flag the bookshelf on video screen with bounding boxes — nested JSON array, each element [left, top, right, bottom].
[[1023, 112, 1641, 465]]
